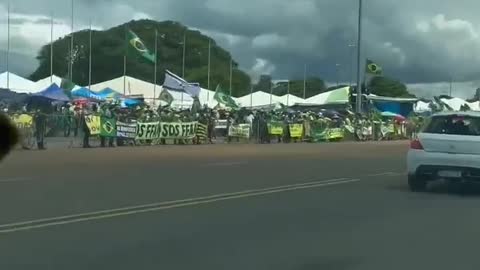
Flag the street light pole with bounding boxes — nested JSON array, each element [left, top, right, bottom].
[[336, 63, 341, 86], [355, 0, 363, 114], [348, 44, 356, 86]]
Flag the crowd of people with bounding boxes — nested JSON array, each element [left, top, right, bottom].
[[2, 99, 423, 150]]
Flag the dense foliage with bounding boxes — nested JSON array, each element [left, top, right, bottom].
[[29, 20, 252, 97]]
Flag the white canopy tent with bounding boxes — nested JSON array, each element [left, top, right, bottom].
[[0, 72, 36, 93], [236, 91, 273, 107], [305, 87, 350, 105]]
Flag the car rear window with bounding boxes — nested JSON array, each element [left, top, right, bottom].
[[422, 115, 480, 136]]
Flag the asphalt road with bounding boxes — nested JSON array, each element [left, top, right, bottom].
[[1, 141, 480, 270]]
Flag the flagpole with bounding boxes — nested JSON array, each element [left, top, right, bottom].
[[181, 32, 186, 106], [229, 57, 233, 96], [287, 80, 290, 106], [123, 26, 127, 95], [269, 81, 273, 105], [154, 29, 158, 105], [70, 0, 74, 81], [250, 83, 253, 107], [207, 38, 211, 101], [88, 17, 92, 89], [303, 64, 306, 99], [50, 12, 54, 83], [348, 44, 355, 86], [6, 0, 10, 89], [355, 0, 363, 114]]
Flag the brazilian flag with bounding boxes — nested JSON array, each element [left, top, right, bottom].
[[366, 59, 382, 75], [100, 117, 117, 137], [214, 85, 238, 108], [127, 30, 155, 63]]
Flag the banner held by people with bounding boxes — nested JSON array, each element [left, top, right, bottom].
[[100, 117, 117, 137], [136, 122, 161, 140], [228, 124, 250, 139], [289, 124, 303, 138], [268, 121, 284, 135], [85, 115, 101, 135], [159, 122, 198, 139], [117, 121, 137, 138], [196, 123, 208, 142]]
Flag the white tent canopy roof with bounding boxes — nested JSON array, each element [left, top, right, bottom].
[[0, 72, 36, 93]]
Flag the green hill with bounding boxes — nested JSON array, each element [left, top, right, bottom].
[[29, 19, 252, 97]]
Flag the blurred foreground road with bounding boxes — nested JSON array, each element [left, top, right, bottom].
[[2, 141, 480, 270]]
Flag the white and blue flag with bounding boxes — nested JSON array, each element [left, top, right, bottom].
[[163, 70, 201, 97]]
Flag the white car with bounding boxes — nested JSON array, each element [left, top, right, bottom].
[[407, 111, 480, 192]]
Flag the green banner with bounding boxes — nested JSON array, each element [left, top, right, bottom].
[[309, 121, 328, 141], [228, 124, 250, 138], [160, 122, 198, 139], [268, 121, 284, 135], [136, 121, 198, 140], [100, 117, 117, 137], [136, 122, 160, 140]]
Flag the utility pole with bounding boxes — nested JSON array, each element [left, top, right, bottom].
[[355, 0, 363, 114]]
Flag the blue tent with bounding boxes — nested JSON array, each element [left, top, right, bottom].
[[71, 87, 104, 101], [97, 87, 123, 99], [34, 83, 70, 102]]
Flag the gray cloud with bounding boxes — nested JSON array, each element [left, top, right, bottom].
[[1, 0, 480, 97]]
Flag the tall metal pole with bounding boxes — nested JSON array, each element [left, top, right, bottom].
[[229, 57, 233, 96], [449, 77, 453, 96], [348, 44, 355, 86], [154, 29, 158, 105], [88, 17, 92, 89], [336, 64, 341, 86], [207, 38, 211, 101], [250, 83, 253, 107], [123, 26, 127, 95], [287, 80, 290, 106], [6, 1, 10, 89], [50, 13, 54, 83], [70, 0, 74, 81], [355, 0, 363, 114], [181, 32, 186, 105], [303, 64, 307, 99], [269, 81, 273, 105]]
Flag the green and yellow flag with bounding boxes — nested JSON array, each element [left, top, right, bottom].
[[366, 59, 382, 75], [159, 89, 174, 106], [214, 85, 238, 108], [127, 30, 155, 63]]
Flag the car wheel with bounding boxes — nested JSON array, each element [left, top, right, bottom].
[[408, 174, 427, 192]]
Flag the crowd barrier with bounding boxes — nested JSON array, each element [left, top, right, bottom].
[[8, 113, 412, 149]]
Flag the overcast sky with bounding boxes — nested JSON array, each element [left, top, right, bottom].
[[0, 0, 480, 98]]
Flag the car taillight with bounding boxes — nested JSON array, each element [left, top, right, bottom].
[[410, 139, 424, 150]]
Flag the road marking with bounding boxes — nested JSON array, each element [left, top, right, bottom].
[[0, 177, 359, 234], [366, 172, 403, 177], [202, 161, 248, 167], [0, 178, 30, 183]]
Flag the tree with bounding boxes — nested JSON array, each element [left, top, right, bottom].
[[368, 76, 415, 98], [253, 75, 273, 92], [29, 19, 251, 97]]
